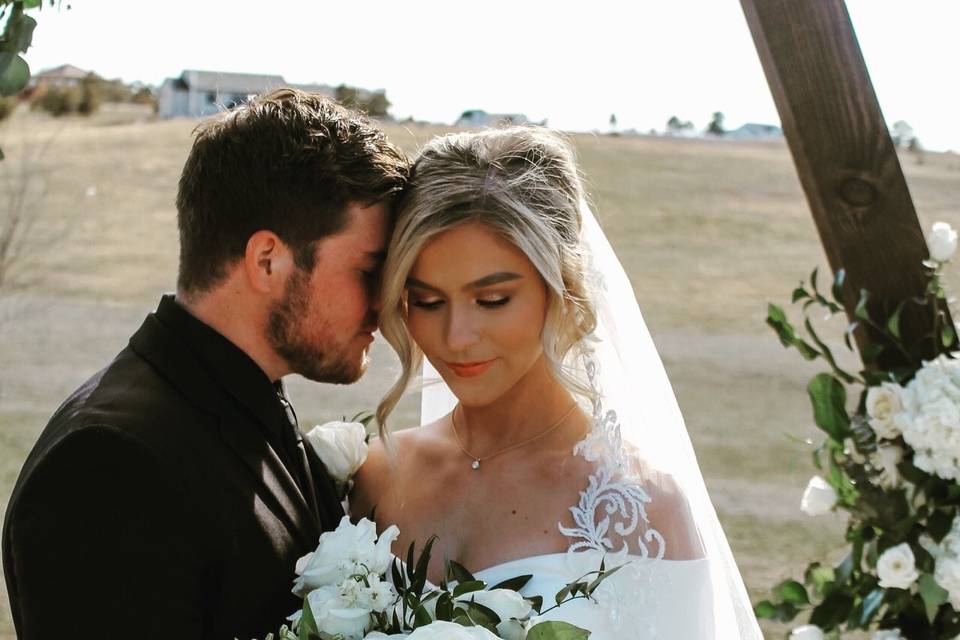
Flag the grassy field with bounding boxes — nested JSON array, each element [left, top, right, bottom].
[[1, 104, 958, 638]]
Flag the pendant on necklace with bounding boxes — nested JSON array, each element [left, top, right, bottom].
[[471, 460, 481, 470]]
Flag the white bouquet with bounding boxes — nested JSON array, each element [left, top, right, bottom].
[[257, 517, 620, 640]]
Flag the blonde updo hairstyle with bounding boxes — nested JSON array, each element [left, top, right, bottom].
[[376, 126, 598, 435]]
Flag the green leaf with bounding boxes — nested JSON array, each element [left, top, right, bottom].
[[809, 591, 854, 628], [805, 563, 836, 597], [298, 597, 320, 640], [446, 559, 476, 585], [10, 14, 36, 53], [886, 301, 906, 339], [23, 0, 43, 9], [807, 373, 851, 441], [854, 289, 871, 322], [767, 303, 820, 360], [526, 621, 591, 640], [832, 269, 846, 305], [859, 589, 884, 626], [804, 317, 855, 383], [411, 535, 438, 594], [774, 579, 810, 606], [453, 580, 486, 598], [0, 52, 29, 95], [489, 574, 533, 592], [943, 320, 956, 349], [919, 573, 949, 624], [527, 595, 544, 613], [811, 267, 820, 293], [844, 321, 859, 351], [793, 286, 812, 303]]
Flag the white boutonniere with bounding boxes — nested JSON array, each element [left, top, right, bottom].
[[305, 420, 370, 487]]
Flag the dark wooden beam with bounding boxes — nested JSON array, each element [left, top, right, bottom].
[[740, 0, 949, 365]]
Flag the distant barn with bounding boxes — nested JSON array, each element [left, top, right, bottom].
[[29, 64, 89, 89], [158, 70, 334, 118]]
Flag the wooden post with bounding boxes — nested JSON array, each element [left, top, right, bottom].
[[740, 0, 949, 366]]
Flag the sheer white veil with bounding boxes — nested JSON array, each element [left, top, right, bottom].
[[420, 200, 762, 638]]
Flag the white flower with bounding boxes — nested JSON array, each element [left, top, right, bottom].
[[357, 574, 399, 613], [928, 221, 958, 262], [456, 589, 533, 637], [877, 543, 919, 589], [789, 624, 825, 640], [403, 620, 502, 639], [872, 629, 904, 640], [935, 556, 960, 610], [293, 516, 398, 596], [305, 421, 369, 483], [866, 383, 906, 440], [289, 584, 371, 640], [870, 444, 904, 489], [801, 476, 837, 516]]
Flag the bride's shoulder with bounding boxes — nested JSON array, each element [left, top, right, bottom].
[[349, 419, 446, 517], [611, 452, 705, 561]]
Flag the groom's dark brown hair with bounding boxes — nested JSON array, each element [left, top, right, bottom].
[[175, 87, 409, 295]]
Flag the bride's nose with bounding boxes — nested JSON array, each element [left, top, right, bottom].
[[444, 303, 481, 351]]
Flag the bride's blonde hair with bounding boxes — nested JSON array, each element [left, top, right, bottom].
[[376, 126, 598, 435]]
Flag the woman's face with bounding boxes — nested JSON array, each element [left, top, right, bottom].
[[405, 221, 550, 407]]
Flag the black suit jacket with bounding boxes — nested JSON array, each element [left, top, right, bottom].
[[3, 297, 345, 639]]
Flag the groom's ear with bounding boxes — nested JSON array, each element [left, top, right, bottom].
[[243, 230, 294, 294]]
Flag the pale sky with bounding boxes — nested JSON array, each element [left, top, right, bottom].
[[20, 0, 960, 152]]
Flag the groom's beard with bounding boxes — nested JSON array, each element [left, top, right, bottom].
[[267, 267, 368, 385]]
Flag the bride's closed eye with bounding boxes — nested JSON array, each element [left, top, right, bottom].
[[408, 295, 512, 310]]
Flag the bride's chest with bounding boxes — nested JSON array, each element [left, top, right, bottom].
[[381, 454, 593, 574]]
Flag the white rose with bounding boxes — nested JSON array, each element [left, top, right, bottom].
[[866, 384, 905, 440], [801, 476, 837, 516], [872, 629, 904, 640], [306, 421, 369, 483], [877, 543, 919, 589], [935, 556, 960, 609], [404, 620, 502, 640], [928, 221, 959, 262], [870, 444, 904, 489], [293, 516, 379, 595], [789, 624, 824, 640]]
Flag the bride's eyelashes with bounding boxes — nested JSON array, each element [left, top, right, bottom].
[[408, 295, 512, 311]]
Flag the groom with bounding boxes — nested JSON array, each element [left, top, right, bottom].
[[2, 89, 409, 639]]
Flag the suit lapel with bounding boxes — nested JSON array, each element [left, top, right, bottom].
[[129, 311, 320, 549], [217, 403, 320, 549]]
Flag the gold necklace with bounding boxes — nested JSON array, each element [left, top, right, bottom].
[[450, 402, 579, 470]]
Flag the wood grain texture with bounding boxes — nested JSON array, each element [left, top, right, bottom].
[[740, 0, 949, 365]]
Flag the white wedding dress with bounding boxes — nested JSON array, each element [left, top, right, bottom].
[[416, 202, 762, 639]]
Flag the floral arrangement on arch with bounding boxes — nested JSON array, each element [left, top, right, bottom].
[[757, 222, 960, 639]]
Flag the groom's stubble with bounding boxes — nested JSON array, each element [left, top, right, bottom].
[[266, 265, 372, 385]]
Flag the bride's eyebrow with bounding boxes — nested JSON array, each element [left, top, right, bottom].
[[405, 272, 522, 294]]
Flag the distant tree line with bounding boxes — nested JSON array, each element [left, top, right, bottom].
[[334, 84, 390, 119]]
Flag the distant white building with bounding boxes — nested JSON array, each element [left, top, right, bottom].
[[158, 70, 335, 118], [455, 110, 532, 128], [30, 64, 89, 89], [726, 123, 783, 140]]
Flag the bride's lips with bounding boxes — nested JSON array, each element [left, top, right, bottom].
[[445, 358, 497, 378]]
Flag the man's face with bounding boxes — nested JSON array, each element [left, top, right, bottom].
[[267, 202, 389, 384]]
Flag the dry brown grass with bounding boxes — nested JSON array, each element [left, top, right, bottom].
[[1, 105, 958, 638]]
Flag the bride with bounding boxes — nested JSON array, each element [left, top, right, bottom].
[[350, 127, 761, 638]]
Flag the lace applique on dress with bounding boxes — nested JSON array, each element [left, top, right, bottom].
[[558, 357, 667, 560]]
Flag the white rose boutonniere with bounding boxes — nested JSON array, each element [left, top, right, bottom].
[[928, 221, 959, 263], [789, 624, 825, 640], [877, 543, 919, 589], [800, 476, 837, 516], [305, 420, 369, 484]]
